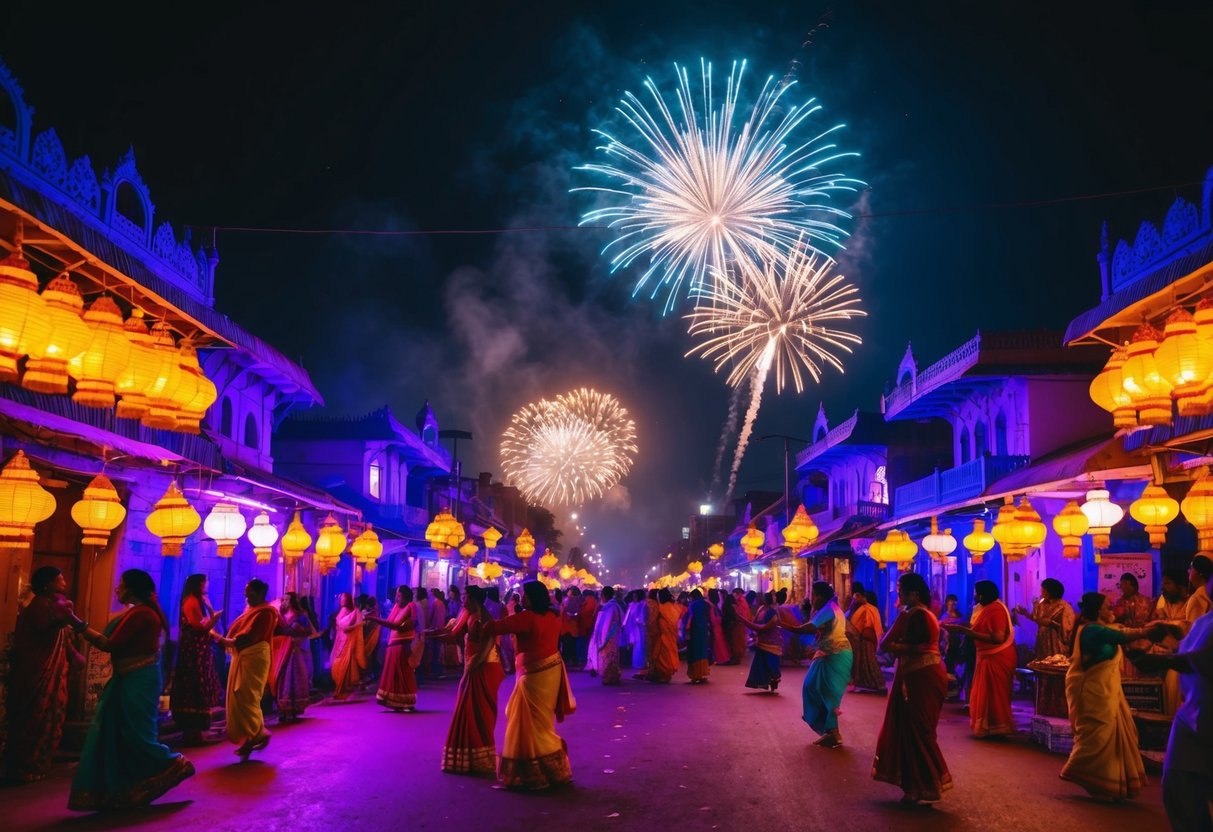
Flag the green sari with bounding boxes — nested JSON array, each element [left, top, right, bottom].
[[68, 611, 193, 811]]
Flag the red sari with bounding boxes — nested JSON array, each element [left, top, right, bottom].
[[872, 606, 952, 802], [377, 602, 422, 711], [438, 610, 505, 773], [4, 593, 73, 782], [969, 601, 1016, 737]]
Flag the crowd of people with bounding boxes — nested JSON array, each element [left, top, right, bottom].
[[3, 556, 1212, 829]]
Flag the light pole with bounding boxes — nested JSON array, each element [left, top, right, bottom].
[[756, 434, 811, 524], [439, 428, 472, 584]]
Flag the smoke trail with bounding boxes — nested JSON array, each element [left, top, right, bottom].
[[726, 338, 776, 501], [709, 382, 745, 498]]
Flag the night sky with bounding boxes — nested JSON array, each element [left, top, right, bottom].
[[3, 2, 1211, 579]]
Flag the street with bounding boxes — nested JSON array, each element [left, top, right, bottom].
[[7, 662, 1168, 832]]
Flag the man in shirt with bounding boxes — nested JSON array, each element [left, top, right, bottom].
[[1186, 556, 1213, 627]]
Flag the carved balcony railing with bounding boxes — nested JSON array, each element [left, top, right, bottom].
[[893, 455, 1030, 518], [882, 334, 982, 419]]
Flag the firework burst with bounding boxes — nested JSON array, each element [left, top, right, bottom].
[[500, 388, 638, 508], [577, 59, 864, 313]]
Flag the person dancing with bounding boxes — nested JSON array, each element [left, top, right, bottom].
[[647, 589, 685, 684], [330, 592, 365, 700], [368, 586, 423, 712], [271, 592, 313, 723], [740, 591, 783, 692], [587, 586, 625, 684], [943, 580, 1016, 737], [170, 574, 222, 747], [848, 588, 886, 694], [685, 589, 712, 684], [782, 582, 853, 748], [216, 579, 279, 760]]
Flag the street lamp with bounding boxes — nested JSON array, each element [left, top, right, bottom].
[[757, 434, 811, 524]]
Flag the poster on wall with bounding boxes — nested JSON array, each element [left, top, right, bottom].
[[1097, 554, 1155, 598]]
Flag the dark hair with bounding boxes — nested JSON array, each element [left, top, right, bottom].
[[1041, 578, 1065, 600], [708, 588, 720, 603], [396, 585, 414, 603], [1078, 592, 1107, 621], [1119, 573, 1139, 591], [898, 572, 931, 605], [416, 587, 428, 601], [745, 590, 756, 603], [181, 573, 207, 607], [648, 589, 658, 600], [448, 586, 461, 598], [247, 578, 269, 600], [689, 588, 702, 600], [811, 581, 835, 601], [1192, 555, 1213, 580], [486, 586, 501, 602], [1161, 568, 1187, 587], [31, 566, 62, 595], [465, 585, 485, 607], [121, 569, 169, 634], [522, 581, 554, 615], [852, 581, 866, 595], [945, 593, 959, 604], [974, 580, 1000, 606], [602, 585, 615, 601], [865, 590, 879, 607], [554, 588, 565, 604], [776, 588, 788, 604], [763, 591, 776, 606], [283, 591, 303, 614], [658, 588, 673, 603]]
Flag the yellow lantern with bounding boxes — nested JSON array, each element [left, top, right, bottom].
[[351, 524, 384, 569], [315, 513, 347, 559], [1129, 484, 1179, 548], [68, 296, 131, 409], [203, 502, 247, 558], [280, 510, 312, 560], [687, 560, 704, 575], [115, 309, 160, 420], [459, 538, 479, 559], [883, 529, 919, 571], [781, 504, 820, 553], [0, 451, 56, 548], [145, 481, 201, 556], [1088, 347, 1136, 429], [247, 511, 280, 564], [1051, 500, 1089, 559], [559, 564, 576, 581], [1184, 298, 1213, 416], [921, 516, 957, 563], [583, 573, 597, 585], [170, 342, 210, 433], [1080, 488, 1123, 551], [1155, 308, 1213, 417], [741, 524, 765, 559], [482, 526, 502, 551], [1120, 323, 1173, 426], [867, 538, 888, 569], [515, 528, 535, 561], [22, 274, 90, 395], [70, 473, 126, 546], [1182, 476, 1213, 550], [707, 542, 724, 560], [141, 322, 184, 430], [425, 509, 463, 554], [0, 240, 52, 385], [962, 519, 995, 565], [539, 548, 558, 571], [990, 496, 1024, 559], [1004, 496, 1046, 561]]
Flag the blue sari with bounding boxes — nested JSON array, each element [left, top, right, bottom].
[[69, 611, 193, 811], [686, 599, 711, 681], [745, 606, 783, 690], [802, 602, 853, 736]]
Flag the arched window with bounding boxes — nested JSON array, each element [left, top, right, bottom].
[[974, 421, 988, 457], [995, 411, 1009, 456], [244, 413, 259, 451], [220, 396, 233, 438], [959, 426, 971, 466], [873, 465, 888, 504]]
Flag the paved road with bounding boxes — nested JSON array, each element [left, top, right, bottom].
[[8, 662, 1168, 832]]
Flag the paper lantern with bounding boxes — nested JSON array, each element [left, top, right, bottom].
[[1120, 323, 1173, 426], [962, 519, 995, 565], [515, 528, 536, 561], [280, 510, 312, 560], [1004, 497, 1046, 561], [484, 561, 503, 580], [114, 309, 160, 420], [741, 524, 765, 559], [1155, 309, 1213, 417], [0, 241, 52, 384], [22, 274, 90, 394], [459, 538, 479, 559], [145, 481, 201, 556], [990, 497, 1024, 559], [539, 548, 558, 571], [558, 564, 575, 581], [1051, 500, 1088, 559], [1080, 488, 1123, 550], [203, 502, 247, 558], [247, 511, 280, 564], [687, 560, 703, 575], [315, 513, 347, 560], [482, 526, 502, 551], [867, 538, 889, 569], [781, 504, 819, 553], [921, 516, 957, 563], [68, 296, 131, 409], [425, 509, 463, 553], [707, 542, 724, 560], [882, 529, 919, 571], [141, 322, 184, 430], [172, 342, 213, 433], [351, 524, 383, 569], [0, 451, 56, 548], [1182, 477, 1213, 550], [1088, 347, 1136, 429], [1183, 298, 1213, 416], [70, 473, 126, 547], [1130, 484, 1179, 548]]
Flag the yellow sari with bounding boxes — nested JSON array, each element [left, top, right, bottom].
[[499, 652, 576, 789], [226, 605, 279, 746], [648, 603, 684, 683]]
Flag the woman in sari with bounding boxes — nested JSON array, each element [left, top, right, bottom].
[[429, 586, 505, 774], [943, 580, 1016, 737], [782, 582, 854, 748], [728, 589, 751, 664], [368, 586, 422, 712], [271, 592, 313, 723], [872, 572, 953, 805], [216, 579, 279, 760], [486, 581, 576, 791], [647, 589, 685, 684], [587, 586, 625, 684], [330, 592, 365, 700], [1014, 578, 1075, 661], [624, 591, 648, 671], [940, 594, 965, 678], [707, 589, 729, 665], [685, 589, 711, 683], [1060, 592, 1161, 801], [66, 570, 194, 811], [848, 590, 886, 693], [171, 574, 221, 746], [4, 566, 79, 782], [740, 592, 783, 692], [359, 595, 382, 687]]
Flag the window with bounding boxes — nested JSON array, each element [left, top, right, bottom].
[[873, 465, 888, 504], [995, 411, 1009, 456], [369, 463, 382, 500], [220, 396, 233, 438], [681, 527, 690, 540], [959, 426, 971, 466], [244, 413, 259, 451], [974, 421, 988, 457]]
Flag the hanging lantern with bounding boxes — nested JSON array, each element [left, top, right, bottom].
[[1003, 496, 1047, 562], [22, 274, 90, 395], [1080, 488, 1123, 550], [558, 564, 575, 581], [70, 473, 126, 547], [1182, 476, 1213, 550], [425, 509, 463, 554], [781, 504, 819, 554], [351, 524, 384, 570], [741, 524, 765, 559], [1129, 484, 1179, 548], [1051, 500, 1089, 559], [482, 526, 502, 551], [583, 573, 597, 586], [68, 296, 131, 409], [203, 502, 247, 558], [990, 496, 1024, 559], [1184, 298, 1213, 416], [141, 322, 184, 429], [515, 528, 535, 561], [707, 542, 724, 560], [145, 481, 201, 556], [687, 560, 704, 575], [247, 511, 280, 564], [484, 561, 503, 580], [867, 538, 889, 569], [280, 510, 312, 560], [171, 342, 210, 433], [1120, 323, 1173, 426], [459, 538, 479, 559], [115, 309, 160, 420], [921, 516, 957, 563], [962, 518, 996, 565], [0, 451, 56, 548], [0, 237, 52, 385], [1088, 347, 1136, 429], [1155, 308, 1213, 417], [315, 513, 347, 556], [884, 529, 919, 571], [539, 548, 558, 571]]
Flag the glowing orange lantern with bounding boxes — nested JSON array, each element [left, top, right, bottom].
[[22, 274, 90, 394]]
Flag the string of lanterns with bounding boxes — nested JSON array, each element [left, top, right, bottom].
[[0, 230, 217, 433]]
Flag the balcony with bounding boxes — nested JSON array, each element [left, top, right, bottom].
[[374, 503, 430, 529], [893, 455, 1030, 518]]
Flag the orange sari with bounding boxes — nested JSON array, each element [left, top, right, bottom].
[[969, 601, 1016, 737], [330, 607, 365, 700], [648, 603, 685, 683]]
